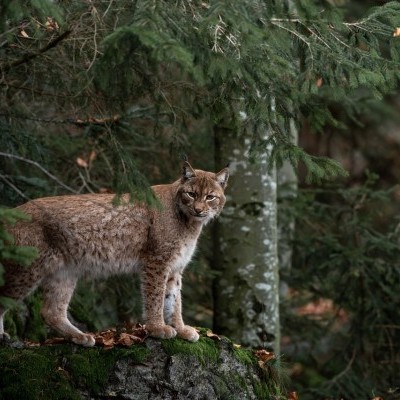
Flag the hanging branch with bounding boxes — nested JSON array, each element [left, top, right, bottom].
[[0, 152, 78, 194], [2, 29, 72, 72]]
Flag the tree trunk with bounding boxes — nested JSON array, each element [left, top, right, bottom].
[[213, 123, 280, 353], [277, 116, 298, 299]]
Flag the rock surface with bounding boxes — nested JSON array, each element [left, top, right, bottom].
[[0, 333, 280, 400]]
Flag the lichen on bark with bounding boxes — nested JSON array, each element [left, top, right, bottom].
[[214, 123, 280, 353]]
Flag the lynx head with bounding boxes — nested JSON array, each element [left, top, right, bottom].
[[176, 161, 229, 223]]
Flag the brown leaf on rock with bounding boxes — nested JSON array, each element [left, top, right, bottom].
[[117, 332, 143, 346], [95, 329, 116, 348], [24, 340, 41, 347], [206, 330, 221, 341], [254, 349, 275, 363]]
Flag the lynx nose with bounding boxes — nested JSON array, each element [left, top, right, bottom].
[[194, 206, 203, 215]]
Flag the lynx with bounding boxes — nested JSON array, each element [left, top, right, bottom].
[[0, 161, 229, 346]]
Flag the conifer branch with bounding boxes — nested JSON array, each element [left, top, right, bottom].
[[0, 173, 30, 200], [2, 29, 72, 72], [0, 152, 78, 194]]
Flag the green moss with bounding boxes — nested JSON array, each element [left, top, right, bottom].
[[161, 336, 220, 364], [232, 345, 256, 365], [210, 375, 232, 399], [0, 344, 151, 400], [65, 345, 150, 394], [0, 347, 80, 400], [253, 380, 276, 399]]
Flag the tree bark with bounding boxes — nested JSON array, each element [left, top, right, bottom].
[[213, 123, 280, 353], [277, 116, 298, 299]]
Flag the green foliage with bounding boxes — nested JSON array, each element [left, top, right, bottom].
[[282, 174, 400, 399], [0, 0, 63, 33], [0, 208, 37, 287], [1, 0, 400, 193]]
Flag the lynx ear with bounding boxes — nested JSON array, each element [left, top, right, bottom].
[[215, 167, 229, 189], [182, 161, 196, 180]]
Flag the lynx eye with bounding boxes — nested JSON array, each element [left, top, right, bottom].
[[206, 195, 216, 201], [186, 192, 196, 199]]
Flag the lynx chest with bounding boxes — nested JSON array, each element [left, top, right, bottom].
[[172, 238, 198, 273]]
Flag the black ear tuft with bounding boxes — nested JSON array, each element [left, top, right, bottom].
[[182, 161, 196, 180]]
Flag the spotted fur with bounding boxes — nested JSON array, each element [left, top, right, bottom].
[[0, 162, 229, 346]]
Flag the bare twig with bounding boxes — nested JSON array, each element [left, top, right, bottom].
[[2, 30, 72, 72], [327, 349, 357, 388], [0, 173, 30, 200], [0, 152, 79, 194]]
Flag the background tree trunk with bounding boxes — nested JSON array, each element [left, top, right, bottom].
[[213, 122, 280, 353], [278, 116, 298, 299]]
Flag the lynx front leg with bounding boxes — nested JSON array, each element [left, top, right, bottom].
[[164, 273, 199, 342], [141, 267, 176, 339], [41, 271, 95, 347]]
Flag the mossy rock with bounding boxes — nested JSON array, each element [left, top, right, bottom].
[[0, 333, 284, 400]]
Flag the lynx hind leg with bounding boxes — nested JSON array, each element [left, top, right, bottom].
[[41, 271, 95, 347], [164, 273, 199, 342]]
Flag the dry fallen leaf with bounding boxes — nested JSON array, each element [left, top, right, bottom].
[[89, 150, 97, 162], [316, 77, 323, 87], [24, 340, 41, 347], [95, 329, 116, 348], [45, 17, 59, 31], [254, 349, 275, 362], [288, 392, 299, 400], [117, 332, 143, 346], [393, 27, 400, 37], [20, 30, 30, 38], [76, 157, 88, 168], [206, 330, 221, 341]]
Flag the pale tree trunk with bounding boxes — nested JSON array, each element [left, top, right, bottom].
[[278, 116, 298, 298], [213, 122, 280, 353]]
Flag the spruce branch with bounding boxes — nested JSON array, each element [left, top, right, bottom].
[[2, 29, 72, 72], [0, 173, 30, 200], [0, 152, 78, 194]]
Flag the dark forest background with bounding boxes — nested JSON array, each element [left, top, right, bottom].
[[1, 1, 400, 399]]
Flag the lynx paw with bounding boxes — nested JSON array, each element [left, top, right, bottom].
[[71, 333, 96, 347], [147, 324, 177, 339], [176, 325, 200, 342]]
